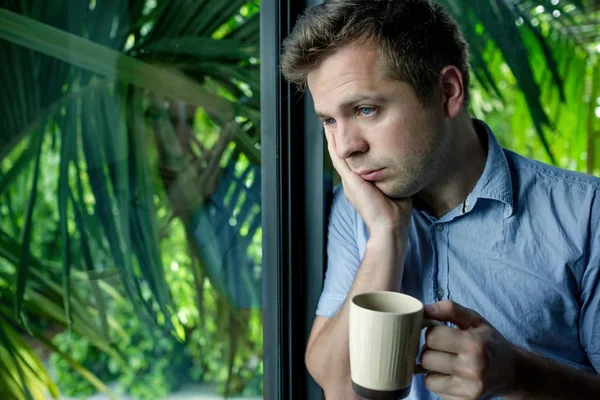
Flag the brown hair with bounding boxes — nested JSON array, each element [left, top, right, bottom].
[[280, 0, 471, 104]]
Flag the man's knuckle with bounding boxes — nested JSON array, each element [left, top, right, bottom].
[[454, 357, 472, 376], [470, 380, 485, 398], [424, 326, 438, 343], [478, 324, 493, 336], [465, 334, 485, 355], [423, 373, 433, 388], [472, 362, 486, 381], [454, 355, 479, 380], [441, 299, 454, 310]]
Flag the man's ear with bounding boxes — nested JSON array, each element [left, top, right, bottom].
[[439, 66, 465, 118]]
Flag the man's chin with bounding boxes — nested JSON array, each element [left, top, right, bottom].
[[377, 182, 419, 200], [379, 187, 414, 201]]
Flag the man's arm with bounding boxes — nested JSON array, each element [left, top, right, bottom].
[[305, 128, 413, 398], [306, 233, 407, 397], [506, 348, 600, 400]]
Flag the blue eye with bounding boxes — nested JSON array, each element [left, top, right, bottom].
[[323, 118, 336, 125], [359, 107, 375, 116]]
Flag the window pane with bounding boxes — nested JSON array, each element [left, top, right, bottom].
[[0, 1, 263, 399]]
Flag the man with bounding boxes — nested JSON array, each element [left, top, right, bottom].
[[280, 1, 600, 399]]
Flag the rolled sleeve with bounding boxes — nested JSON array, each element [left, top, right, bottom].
[[315, 185, 361, 318]]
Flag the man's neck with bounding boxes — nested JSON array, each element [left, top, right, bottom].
[[414, 118, 487, 219]]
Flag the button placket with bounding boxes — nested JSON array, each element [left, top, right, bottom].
[[433, 222, 448, 303], [435, 287, 445, 301]]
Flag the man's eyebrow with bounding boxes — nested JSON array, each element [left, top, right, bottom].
[[340, 95, 386, 110], [315, 95, 386, 119]]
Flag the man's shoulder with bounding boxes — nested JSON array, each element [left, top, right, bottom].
[[504, 148, 600, 193]]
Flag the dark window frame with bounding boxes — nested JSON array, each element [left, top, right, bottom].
[[261, 0, 328, 398]]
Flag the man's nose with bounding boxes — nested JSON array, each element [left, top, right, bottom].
[[335, 122, 368, 159]]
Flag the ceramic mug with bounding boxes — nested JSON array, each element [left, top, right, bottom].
[[349, 291, 442, 399]]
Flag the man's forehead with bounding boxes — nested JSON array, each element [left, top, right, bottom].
[[307, 42, 382, 85], [308, 69, 384, 110]]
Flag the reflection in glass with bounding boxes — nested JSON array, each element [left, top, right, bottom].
[[0, 1, 262, 399]]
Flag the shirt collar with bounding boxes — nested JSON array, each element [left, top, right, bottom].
[[467, 119, 514, 218]]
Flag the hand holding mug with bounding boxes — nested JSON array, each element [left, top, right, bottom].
[[420, 300, 519, 400]]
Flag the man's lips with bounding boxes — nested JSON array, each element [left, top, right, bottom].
[[356, 168, 384, 181]]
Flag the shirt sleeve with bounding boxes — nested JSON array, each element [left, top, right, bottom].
[[579, 205, 600, 372], [315, 184, 362, 318]]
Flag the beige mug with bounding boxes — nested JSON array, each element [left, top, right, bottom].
[[349, 291, 442, 399]]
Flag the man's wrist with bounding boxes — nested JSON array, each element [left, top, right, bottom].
[[502, 346, 530, 400], [366, 230, 408, 263], [504, 346, 600, 400], [362, 229, 408, 285], [368, 224, 409, 245]]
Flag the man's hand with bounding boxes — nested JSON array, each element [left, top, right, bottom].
[[324, 129, 412, 238], [419, 300, 518, 400]]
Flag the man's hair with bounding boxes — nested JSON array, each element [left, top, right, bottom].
[[280, 0, 471, 104]]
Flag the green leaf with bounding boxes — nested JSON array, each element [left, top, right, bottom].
[[465, 0, 556, 163], [14, 125, 44, 326], [0, 319, 34, 400], [79, 88, 156, 332], [225, 13, 259, 44], [0, 8, 245, 124], [0, 317, 60, 400], [144, 37, 257, 61], [0, 145, 34, 196], [516, 8, 565, 101], [58, 113, 73, 333], [202, 0, 251, 37], [187, 62, 260, 93], [32, 332, 118, 400], [69, 188, 111, 343], [0, 231, 128, 357], [128, 124, 176, 334]]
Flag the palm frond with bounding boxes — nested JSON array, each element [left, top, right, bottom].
[[440, 0, 599, 166], [1, 0, 264, 396]]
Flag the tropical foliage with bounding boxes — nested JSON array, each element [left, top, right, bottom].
[[0, 0, 598, 399], [1, 0, 261, 398], [447, 0, 600, 173]]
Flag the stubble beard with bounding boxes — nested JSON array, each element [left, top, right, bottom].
[[379, 134, 451, 201], [378, 159, 436, 200]]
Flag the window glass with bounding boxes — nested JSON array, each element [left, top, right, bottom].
[[0, 1, 263, 399]]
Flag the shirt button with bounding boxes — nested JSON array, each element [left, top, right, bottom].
[[435, 224, 444, 233], [435, 287, 445, 300]]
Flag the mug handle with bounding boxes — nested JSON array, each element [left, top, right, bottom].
[[422, 318, 444, 329], [414, 318, 444, 374]]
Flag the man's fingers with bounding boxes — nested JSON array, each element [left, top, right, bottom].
[[323, 129, 349, 176], [425, 325, 468, 353], [324, 128, 374, 199], [420, 347, 458, 375], [424, 373, 453, 393], [424, 300, 484, 330], [424, 373, 481, 398]]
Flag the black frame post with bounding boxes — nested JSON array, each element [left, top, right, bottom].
[[261, 0, 327, 399]]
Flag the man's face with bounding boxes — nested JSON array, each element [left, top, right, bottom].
[[307, 43, 450, 199]]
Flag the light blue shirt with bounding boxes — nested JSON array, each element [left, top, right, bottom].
[[317, 119, 600, 399]]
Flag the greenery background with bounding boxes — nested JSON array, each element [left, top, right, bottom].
[[0, 0, 599, 399]]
